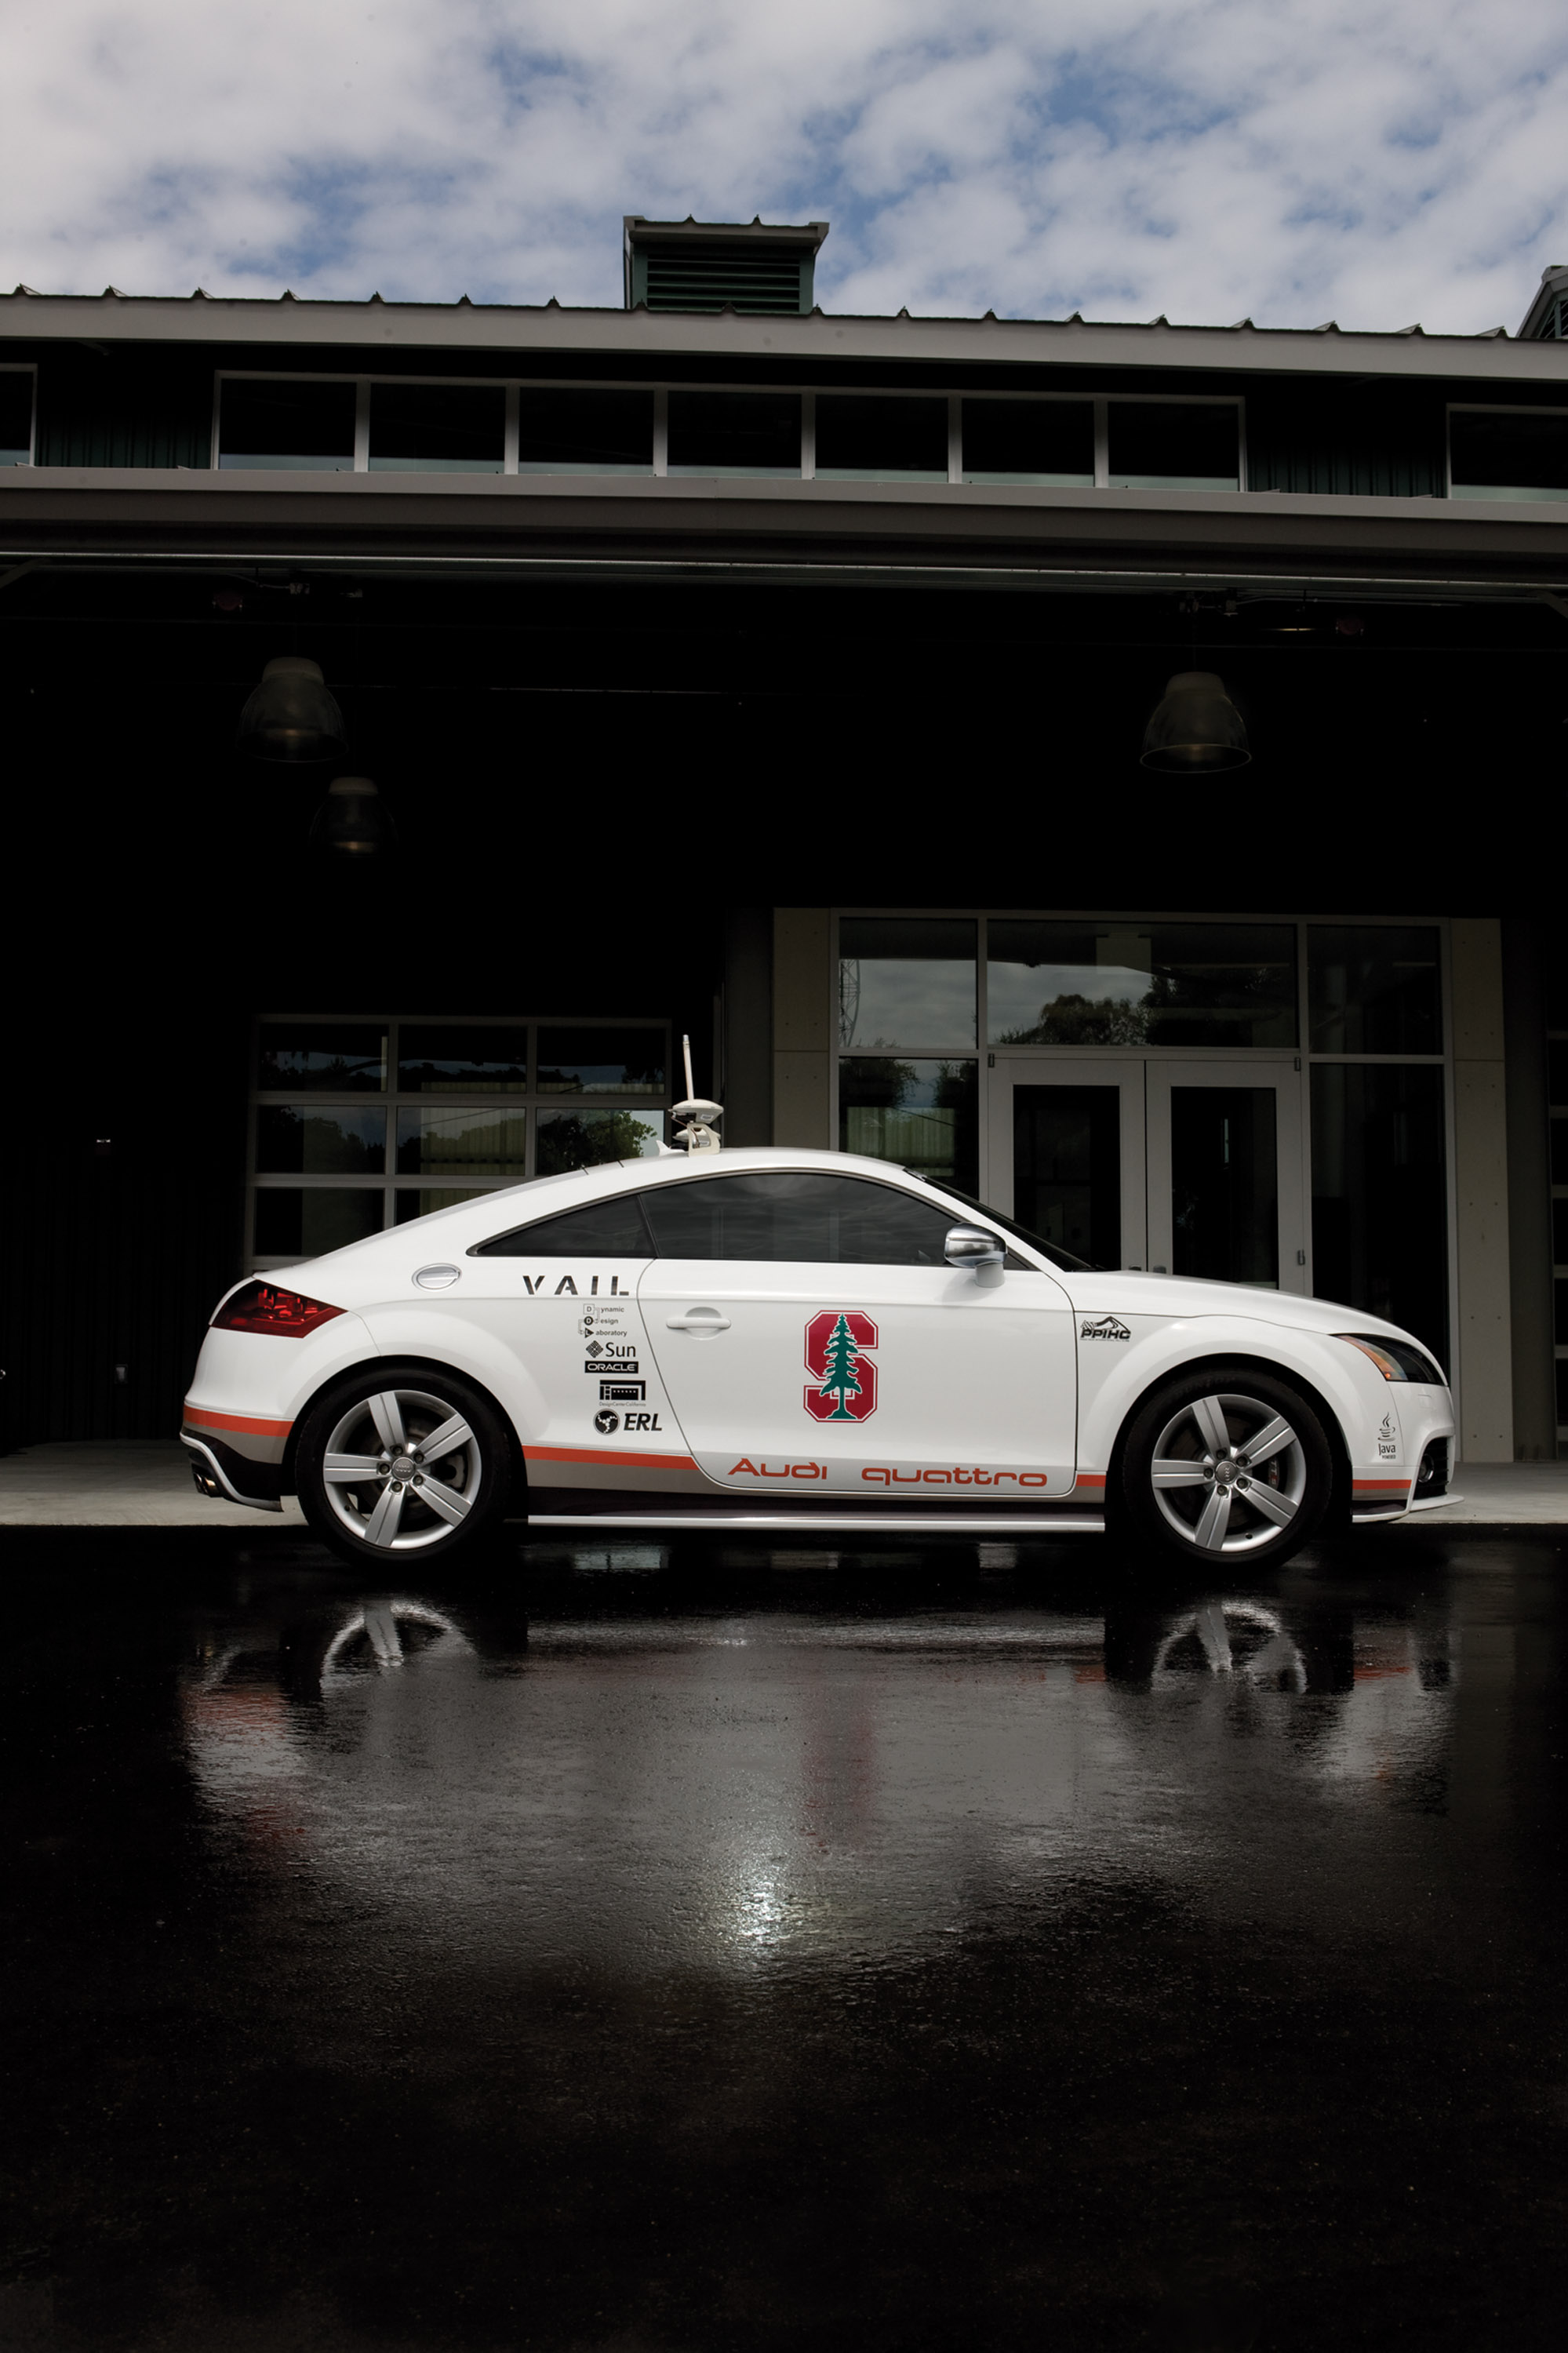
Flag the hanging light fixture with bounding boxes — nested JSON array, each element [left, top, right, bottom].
[[309, 776, 395, 857], [1139, 671, 1250, 772], [237, 656, 347, 762]]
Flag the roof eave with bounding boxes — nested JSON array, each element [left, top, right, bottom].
[[4, 292, 1568, 384]]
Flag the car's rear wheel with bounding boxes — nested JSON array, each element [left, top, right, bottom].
[[295, 1365, 514, 1566], [1117, 1365, 1333, 1567]]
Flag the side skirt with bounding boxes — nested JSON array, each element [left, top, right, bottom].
[[526, 1489, 1104, 1536], [529, 1514, 1105, 1533]]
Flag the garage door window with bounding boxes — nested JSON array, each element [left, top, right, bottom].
[[249, 1016, 670, 1270]]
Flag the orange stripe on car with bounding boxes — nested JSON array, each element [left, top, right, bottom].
[[183, 1403, 293, 1438], [1075, 1474, 1107, 1489], [1352, 1478, 1411, 1493], [526, 1443, 697, 1473]]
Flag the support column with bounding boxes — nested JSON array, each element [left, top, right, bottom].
[[1502, 919, 1554, 1458], [773, 907, 832, 1148], [720, 907, 773, 1147], [1452, 918, 1514, 1460]]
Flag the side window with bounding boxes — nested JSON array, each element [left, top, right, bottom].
[[471, 1195, 653, 1257], [639, 1172, 962, 1264]]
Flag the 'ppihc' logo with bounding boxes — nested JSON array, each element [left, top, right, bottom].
[[803, 1310, 879, 1422], [1079, 1314, 1132, 1341]]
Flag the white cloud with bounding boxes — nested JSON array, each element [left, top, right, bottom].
[[1, 1, 1565, 329]]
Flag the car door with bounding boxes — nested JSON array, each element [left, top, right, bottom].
[[638, 1169, 1079, 1500], [461, 1187, 697, 1496]]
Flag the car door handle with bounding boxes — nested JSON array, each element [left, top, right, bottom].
[[665, 1309, 731, 1334]]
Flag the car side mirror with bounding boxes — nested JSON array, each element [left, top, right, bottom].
[[944, 1224, 1006, 1275]]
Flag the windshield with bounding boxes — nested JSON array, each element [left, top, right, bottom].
[[913, 1175, 1097, 1273]]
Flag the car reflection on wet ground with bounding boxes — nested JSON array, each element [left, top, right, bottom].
[[2, 1531, 1565, 2351]]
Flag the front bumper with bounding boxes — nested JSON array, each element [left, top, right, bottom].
[[1352, 1427, 1455, 1522]]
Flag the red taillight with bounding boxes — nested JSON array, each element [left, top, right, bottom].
[[211, 1282, 344, 1338]]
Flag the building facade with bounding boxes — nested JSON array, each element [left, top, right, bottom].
[[2, 223, 1565, 1460]]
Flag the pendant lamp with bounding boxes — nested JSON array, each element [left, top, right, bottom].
[[309, 776, 395, 857], [238, 656, 347, 762], [1140, 671, 1250, 771]]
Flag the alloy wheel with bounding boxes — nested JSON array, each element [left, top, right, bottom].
[[1148, 1390, 1308, 1556], [320, 1387, 484, 1553]]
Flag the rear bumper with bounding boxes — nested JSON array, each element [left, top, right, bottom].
[[180, 1395, 293, 1511], [181, 1436, 284, 1513]]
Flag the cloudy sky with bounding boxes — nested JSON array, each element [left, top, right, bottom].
[[2, 2, 1566, 332]]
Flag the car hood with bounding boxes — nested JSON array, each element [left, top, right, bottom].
[[1053, 1269, 1434, 1353]]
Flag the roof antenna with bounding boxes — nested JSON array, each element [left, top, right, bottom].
[[668, 1031, 724, 1154]]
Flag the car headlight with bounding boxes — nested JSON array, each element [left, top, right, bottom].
[[1335, 1333, 1446, 1387]]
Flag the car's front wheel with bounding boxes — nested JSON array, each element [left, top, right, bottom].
[[295, 1365, 514, 1565], [1117, 1365, 1333, 1566]]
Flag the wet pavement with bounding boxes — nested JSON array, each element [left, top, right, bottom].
[[2, 1529, 1566, 2351]]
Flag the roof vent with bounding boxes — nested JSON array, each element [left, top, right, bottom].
[[623, 216, 828, 315]]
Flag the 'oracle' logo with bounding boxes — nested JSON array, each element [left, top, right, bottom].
[[804, 1309, 878, 1423]]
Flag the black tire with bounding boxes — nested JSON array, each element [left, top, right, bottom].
[[295, 1362, 515, 1568], [1116, 1362, 1333, 1569]]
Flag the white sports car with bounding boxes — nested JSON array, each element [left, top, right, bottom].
[[181, 1147, 1456, 1566]]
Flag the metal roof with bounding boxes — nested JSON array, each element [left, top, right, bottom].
[[4, 287, 1568, 385]]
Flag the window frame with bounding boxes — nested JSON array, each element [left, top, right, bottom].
[[0, 362, 37, 466], [209, 369, 1248, 491], [246, 1011, 672, 1271], [1100, 392, 1246, 493], [1446, 400, 1568, 504]]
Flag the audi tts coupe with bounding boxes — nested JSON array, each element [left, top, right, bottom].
[[181, 1148, 1457, 1566]]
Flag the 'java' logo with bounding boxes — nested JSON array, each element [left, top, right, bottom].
[[804, 1310, 878, 1423]]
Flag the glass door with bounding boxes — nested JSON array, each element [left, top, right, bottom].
[[1145, 1061, 1307, 1293], [989, 1057, 1307, 1289], [987, 1061, 1148, 1270]]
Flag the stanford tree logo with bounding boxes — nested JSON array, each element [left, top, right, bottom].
[[804, 1310, 879, 1423]]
